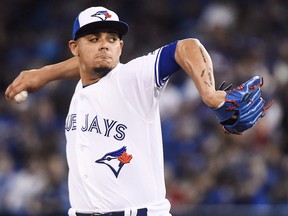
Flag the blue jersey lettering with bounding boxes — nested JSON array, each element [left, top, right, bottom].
[[104, 119, 117, 137], [81, 114, 89, 131], [65, 114, 77, 131], [88, 115, 102, 134], [113, 124, 127, 141]]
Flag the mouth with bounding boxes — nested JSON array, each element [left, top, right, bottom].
[[96, 53, 112, 60]]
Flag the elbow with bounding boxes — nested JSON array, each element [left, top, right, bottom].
[[175, 38, 203, 66], [177, 38, 202, 51], [175, 38, 203, 61]]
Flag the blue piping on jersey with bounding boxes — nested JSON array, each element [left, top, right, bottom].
[[154, 41, 181, 87], [154, 47, 163, 87]]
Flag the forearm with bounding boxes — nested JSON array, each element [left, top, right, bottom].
[[5, 57, 80, 100], [40, 57, 80, 81], [175, 39, 225, 108]]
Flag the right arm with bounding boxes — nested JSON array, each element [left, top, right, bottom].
[[174, 39, 226, 108], [5, 57, 80, 101]]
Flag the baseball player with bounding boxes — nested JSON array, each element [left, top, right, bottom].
[[5, 6, 270, 216]]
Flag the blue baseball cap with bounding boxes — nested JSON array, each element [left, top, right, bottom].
[[72, 7, 129, 40]]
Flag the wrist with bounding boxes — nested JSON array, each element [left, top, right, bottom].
[[203, 90, 226, 108], [37, 66, 50, 85]]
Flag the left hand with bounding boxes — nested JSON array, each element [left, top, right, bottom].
[[211, 76, 273, 135]]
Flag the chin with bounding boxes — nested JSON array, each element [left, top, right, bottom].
[[92, 66, 112, 77]]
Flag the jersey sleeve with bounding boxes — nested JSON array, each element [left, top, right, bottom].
[[115, 41, 181, 120], [155, 41, 181, 87]]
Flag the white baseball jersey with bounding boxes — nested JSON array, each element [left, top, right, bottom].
[[65, 42, 180, 215]]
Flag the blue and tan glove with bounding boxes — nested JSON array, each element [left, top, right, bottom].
[[212, 76, 273, 135]]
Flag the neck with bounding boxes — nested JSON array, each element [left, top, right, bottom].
[[81, 66, 113, 86], [81, 76, 102, 86]]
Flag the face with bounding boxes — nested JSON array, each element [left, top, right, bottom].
[[69, 30, 124, 84]]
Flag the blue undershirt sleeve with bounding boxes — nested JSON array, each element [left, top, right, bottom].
[[155, 41, 181, 87]]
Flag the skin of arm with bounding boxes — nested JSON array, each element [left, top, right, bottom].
[[6, 38, 226, 108], [5, 57, 80, 100], [175, 38, 226, 108]]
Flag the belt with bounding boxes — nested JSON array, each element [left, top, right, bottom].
[[76, 208, 147, 216]]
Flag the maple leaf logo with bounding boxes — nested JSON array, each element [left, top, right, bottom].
[[118, 152, 133, 164], [104, 12, 112, 19]]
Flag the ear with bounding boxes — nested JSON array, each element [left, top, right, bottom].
[[69, 40, 79, 56], [119, 40, 124, 55]]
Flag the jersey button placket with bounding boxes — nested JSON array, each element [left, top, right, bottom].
[[80, 146, 88, 179]]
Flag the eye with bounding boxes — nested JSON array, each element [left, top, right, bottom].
[[89, 37, 99, 43], [108, 36, 118, 43]]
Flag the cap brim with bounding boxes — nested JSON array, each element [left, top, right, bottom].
[[74, 21, 129, 40]]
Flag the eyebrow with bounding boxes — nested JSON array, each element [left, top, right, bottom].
[[107, 31, 119, 35], [87, 31, 120, 38], [91, 30, 119, 35]]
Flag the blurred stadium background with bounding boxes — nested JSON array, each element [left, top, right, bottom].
[[0, 0, 287, 215]]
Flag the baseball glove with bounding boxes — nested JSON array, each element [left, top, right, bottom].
[[212, 76, 273, 135]]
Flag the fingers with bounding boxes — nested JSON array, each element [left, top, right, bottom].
[[5, 73, 28, 101], [5, 85, 12, 100], [5, 83, 22, 101]]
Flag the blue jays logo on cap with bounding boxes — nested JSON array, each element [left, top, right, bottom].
[[95, 146, 133, 178], [91, 10, 112, 21], [72, 6, 129, 40]]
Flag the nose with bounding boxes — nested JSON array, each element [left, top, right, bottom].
[[99, 39, 109, 51]]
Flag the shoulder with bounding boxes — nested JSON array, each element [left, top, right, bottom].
[[119, 51, 161, 72]]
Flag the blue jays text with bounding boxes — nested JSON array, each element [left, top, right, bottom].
[[65, 114, 127, 141]]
